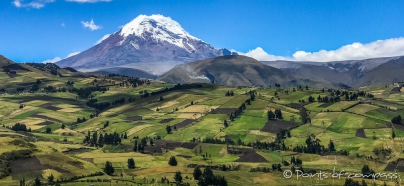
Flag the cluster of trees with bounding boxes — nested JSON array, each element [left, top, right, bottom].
[[290, 156, 303, 166], [267, 109, 283, 120], [66, 81, 74, 85], [26, 63, 60, 76], [193, 166, 228, 186], [133, 137, 154, 153], [202, 138, 232, 145], [10, 123, 30, 132], [76, 117, 87, 123], [20, 175, 62, 186], [86, 96, 135, 111], [391, 115, 402, 125], [83, 131, 123, 147], [316, 95, 342, 102], [30, 79, 42, 92], [72, 86, 108, 99], [248, 129, 290, 151], [292, 134, 348, 155], [225, 91, 234, 96]]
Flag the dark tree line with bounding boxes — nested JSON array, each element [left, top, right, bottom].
[[292, 134, 348, 155], [10, 123, 28, 132], [83, 131, 122, 147], [72, 86, 108, 99], [225, 91, 234, 96]]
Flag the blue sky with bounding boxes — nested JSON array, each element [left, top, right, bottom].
[[1, 0, 404, 63]]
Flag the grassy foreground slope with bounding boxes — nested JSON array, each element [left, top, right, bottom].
[[0, 64, 404, 186]]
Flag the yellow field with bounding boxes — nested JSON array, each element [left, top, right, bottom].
[[58, 108, 82, 112], [176, 113, 204, 119], [126, 124, 152, 136], [179, 105, 219, 113], [347, 104, 379, 114], [13, 118, 47, 130], [24, 100, 48, 107]]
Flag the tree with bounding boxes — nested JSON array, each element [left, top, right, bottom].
[[223, 120, 229, 128], [166, 125, 172, 134], [267, 110, 275, 120], [133, 140, 138, 152], [34, 177, 42, 186], [328, 139, 335, 151], [61, 123, 65, 129], [174, 171, 182, 183], [392, 129, 396, 139], [193, 166, 202, 180], [168, 156, 178, 166], [46, 127, 51, 134], [274, 109, 283, 119], [47, 173, 54, 184], [299, 107, 309, 124], [127, 158, 135, 169], [104, 161, 115, 175], [19, 178, 25, 186]]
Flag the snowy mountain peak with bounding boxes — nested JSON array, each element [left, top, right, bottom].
[[119, 14, 201, 51]]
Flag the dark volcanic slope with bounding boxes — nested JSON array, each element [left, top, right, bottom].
[[158, 55, 345, 89], [263, 56, 404, 88], [354, 57, 404, 87], [91, 67, 158, 79]]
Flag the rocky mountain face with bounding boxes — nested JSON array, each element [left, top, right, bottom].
[[158, 55, 347, 89], [262, 56, 404, 87], [56, 14, 237, 75]]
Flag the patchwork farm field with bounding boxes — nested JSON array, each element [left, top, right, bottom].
[[0, 67, 404, 186]]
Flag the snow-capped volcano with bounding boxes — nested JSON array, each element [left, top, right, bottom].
[[56, 14, 237, 75], [120, 14, 200, 52]]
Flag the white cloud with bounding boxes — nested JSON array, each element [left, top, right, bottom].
[[95, 34, 111, 45], [243, 37, 404, 62], [42, 57, 62, 64], [81, 19, 101, 31], [12, 0, 55, 9], [292, 37, 404, 62], [42, 51, 81, 64], [66, 0, 112, 2], [244, 47, 291, 61]]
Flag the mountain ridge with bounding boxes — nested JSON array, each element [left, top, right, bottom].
[[158, 55, 347, 89]]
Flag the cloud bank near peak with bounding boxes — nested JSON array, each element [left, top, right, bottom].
[[42, 51, 80, 64], [242, 37, 404, 62]]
